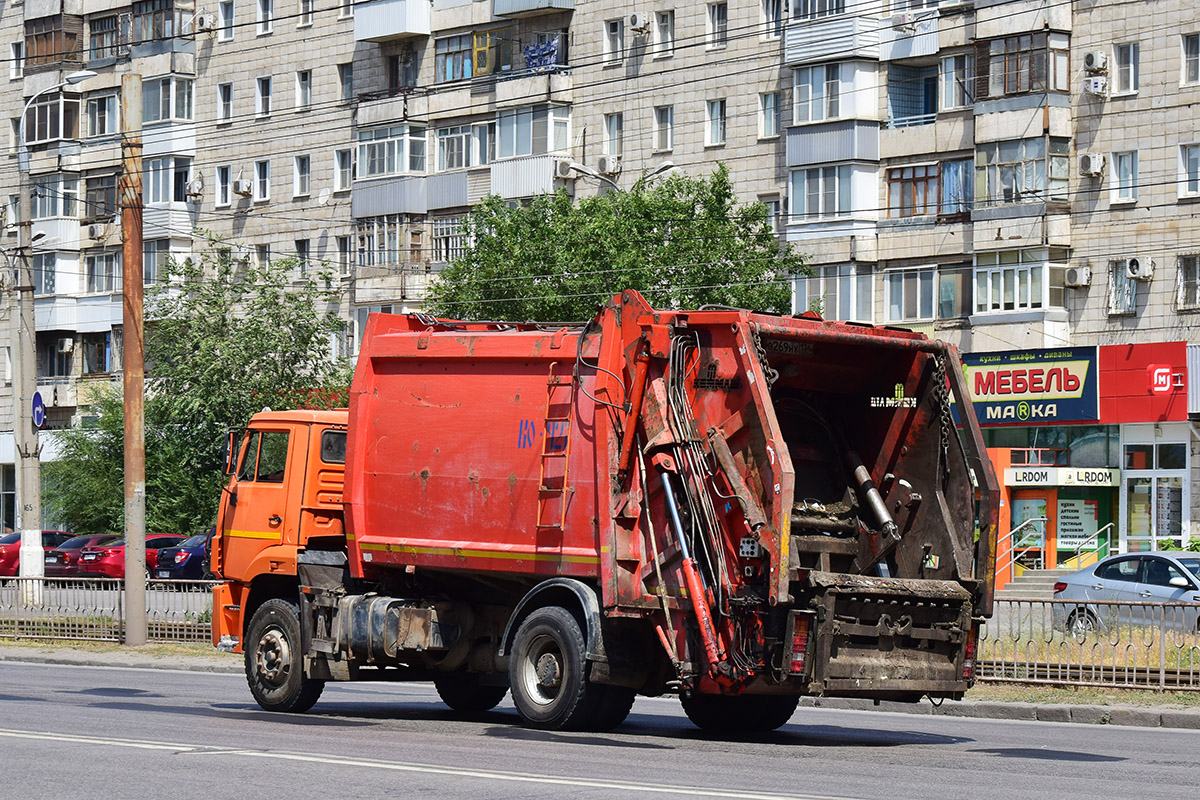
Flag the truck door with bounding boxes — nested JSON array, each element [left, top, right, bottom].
[[221, 427, 300, 580]]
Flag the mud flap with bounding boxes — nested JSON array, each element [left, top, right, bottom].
[[807, 571, 973, 699]]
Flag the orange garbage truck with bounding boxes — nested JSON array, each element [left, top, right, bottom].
[[210, 290, 998, 731]]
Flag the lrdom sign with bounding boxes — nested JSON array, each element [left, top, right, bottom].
[[959, 347, 1099, 426]]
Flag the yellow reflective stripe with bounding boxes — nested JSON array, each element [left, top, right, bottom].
[[227, 529, 283, 540], [358, 542, 599, 566]]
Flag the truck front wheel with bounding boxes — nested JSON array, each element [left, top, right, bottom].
[[245, 598, 324, 713], [509, 606, 601, 730], [681, 694, 799, 732]]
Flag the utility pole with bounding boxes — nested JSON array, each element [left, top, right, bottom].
[[121, 74, 147, 646]]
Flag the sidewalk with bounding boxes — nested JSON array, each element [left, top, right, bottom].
[[3, 643, 1199, 730]]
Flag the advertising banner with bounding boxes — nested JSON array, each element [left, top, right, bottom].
[[957, 347, 1099, 427]]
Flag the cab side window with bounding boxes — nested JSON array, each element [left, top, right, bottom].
[[256, 432, 290, 483], [236, 431, 262, 482], [321, 430, 347, 464]]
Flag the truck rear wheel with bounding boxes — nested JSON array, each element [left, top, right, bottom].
[[245, 598, 324, 713], [435, 674, 509, 713], [509, 606, 602, 730], [681, 694, 799, 733]]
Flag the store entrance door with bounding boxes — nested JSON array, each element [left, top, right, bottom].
[[1119, 431, 1188, 553]]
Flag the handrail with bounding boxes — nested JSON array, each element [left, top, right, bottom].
[[996, 517, 1049, 585], [1065, 521, 1115, 569]]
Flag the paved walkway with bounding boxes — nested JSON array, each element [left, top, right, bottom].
[[2, 643, 1198, 730]]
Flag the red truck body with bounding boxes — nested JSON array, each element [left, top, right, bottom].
[[212, 291, 998, 731]]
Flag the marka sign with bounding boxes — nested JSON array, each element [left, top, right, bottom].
[[958, 347, 1099, 426]]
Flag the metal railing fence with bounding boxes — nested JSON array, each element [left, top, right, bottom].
[[0, 577, 218, 644]]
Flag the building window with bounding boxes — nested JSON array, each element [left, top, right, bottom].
[[298, 0, 313, 26], [86, 251, 121, 293], [356, 215, 407, 268], [887, 164, 938, 217], [941, 54, 974, 109], [976, 33, 1069, 99], [25, 15, 79, 68], [295, 70, 312, 111], [38, 333, 73, 378], [432, 216, 466, 263], [759, 196, 783, 234], [90, 15, 121, 60], [218, 0, 235, 41], [337, 63, 353, 102], [940, 158, 973, 215], [792, 0, 846, 21], [1108, 260, 1137, 316], [216, 165, 232, 206], [143, 76, 193, 122], [654, 11, 674, 56], [1177, 255, 1200, 309], [10, 42, 24, 79], [133, 0, 179, 43], [938, 264, 973, 319], [295, 239, 310, 273], [974, 249, 1067, 314], [706, 99, 727, 146], [887, 64, 938, 127], [604, 113, 623, 156], [294, 154, 310, 196], [975, 137, 1069, 206], [254, 159, 270, 201], [759, 92, 781, 138], [335, 149, 353, 190], [886, 268, 935, 322], [437, 125, 473, 171], [31, 175, 78, 219], [473, 28, 513, 75], [33, 253, 56, 295], [357, 124, 426, 176], [82, 332, 112, 374], [144, 156, 191, 204], [794, 65, 840, 123], [389, 52, 418, 92], [24, 93, 81, 144], [218, 82, 233, 122], [604, 19, 624, 62], [436, 35, 473, 82], [1112, 150, 1138, 202], [1184, 34, 1200, 86], [708, 3, 728, 47], [789, 165, 852, 220], [256, 76, 272, 116], [1181, 144, 1200, 196], [763, 0, 783, 37], [84, 174, 118, 220], [87, 95, 118, 137], [339, 0, 353, 18], [494, 106, 568, 159], [653, 105, 674, 151], [256, 243, 271, 266], [1114, 42, 1139, 94], [257, 0, 273, 35], [795, 265, 872, 321], [144, 239, 169, 284], [337, 236, 352, 275]]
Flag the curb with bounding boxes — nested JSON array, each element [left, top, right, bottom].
[[0, 649, 242, 675]]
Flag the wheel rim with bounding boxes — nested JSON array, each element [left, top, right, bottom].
[[521, 633, 564, 707], [255, 625, 292, 688], [1069, 613, 1094, 640]]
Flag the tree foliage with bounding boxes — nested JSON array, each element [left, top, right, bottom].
[[424, 164, 806, 321], [44, 251, 350, 537]]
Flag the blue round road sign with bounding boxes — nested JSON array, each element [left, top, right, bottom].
[[32, 392, 45, 429]]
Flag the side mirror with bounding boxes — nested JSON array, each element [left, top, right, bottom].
[[223, 429, 239, 475], [1169, 576, 1191, 588]]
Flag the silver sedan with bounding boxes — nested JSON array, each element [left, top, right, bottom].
[[1052, 552, 1200, 637]]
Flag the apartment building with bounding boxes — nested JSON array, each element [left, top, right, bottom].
[[2, 0, 1198, 556]]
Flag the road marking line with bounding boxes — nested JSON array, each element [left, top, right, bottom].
[[0, 726, 855, 800]]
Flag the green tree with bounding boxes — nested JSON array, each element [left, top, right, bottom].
[[424, 164, 806, 321], [44, 250, 350, 537]]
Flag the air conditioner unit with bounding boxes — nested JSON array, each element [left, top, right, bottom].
[[628, 12, 650, 32], [185, 178, 205, 197], [597, 155, 621, 176], [892, 12, 917, 29], [1126, 256, 1153, 281], [1078, 153, 1106, 176], [87, 223, 107, 239], [233, 179, 253, 196], [57, 337, 74, 354], [554, 159, 576, 180], [195, 12, 217, 31], [1083, 50, 1108, 73], [1064, 266, 1091, 287], [1084, 76, 1108, 96]]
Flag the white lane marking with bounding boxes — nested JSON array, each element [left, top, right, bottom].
[[0, 727, 856, 800]]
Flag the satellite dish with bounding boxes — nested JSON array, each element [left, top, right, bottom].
[[317, 188, 332, 207]]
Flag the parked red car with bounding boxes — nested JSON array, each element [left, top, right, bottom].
[[0, 531, 74, 577], [44, 534, 123, 578], [77, 534, 188, 578]]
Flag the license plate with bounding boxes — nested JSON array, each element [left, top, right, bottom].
[[82, 553, 97, 561], [156, 571, 170, 578]]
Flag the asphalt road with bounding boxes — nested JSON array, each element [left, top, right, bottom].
[[0, 661, 1196, 800]]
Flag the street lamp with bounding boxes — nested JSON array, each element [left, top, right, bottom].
[[569, 160, 678, 193], [13, 68, 96, 593], [567, 162, 619, 192]]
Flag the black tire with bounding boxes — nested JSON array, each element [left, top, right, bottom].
[[509, 606, 603, 730], [245, 598, 324, 713], [588, 684, 637, 732], [681, 694, 799, 732], [435, 674, 509, 713]]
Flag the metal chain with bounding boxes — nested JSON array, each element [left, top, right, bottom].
[[750, 324, 779, 389], [933, 354, 953, 478]]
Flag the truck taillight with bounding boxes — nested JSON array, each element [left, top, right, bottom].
[[963, 625, 978, 681], [789, 612, 814, 675]]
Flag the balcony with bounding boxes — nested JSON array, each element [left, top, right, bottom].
[[491, 154, 571, 199], [784, 15, 878, 66], [494, 0, 574, 17], [878, 12, 939, 61], [352, 176, 427, 217], [495, 69, 572, 109], [354, 0, 431, 43]]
